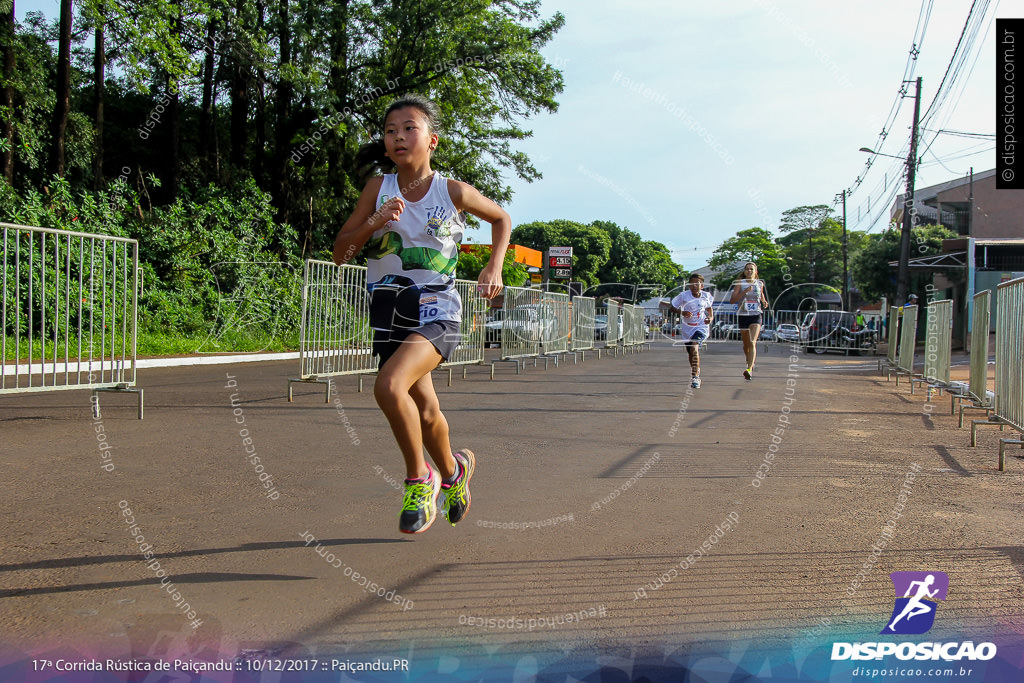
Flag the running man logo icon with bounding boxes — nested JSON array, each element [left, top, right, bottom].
[[881, 571, 949, 635]]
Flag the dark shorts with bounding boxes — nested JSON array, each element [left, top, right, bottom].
[[737, 314, 763, 329], [373, 320, 462, 369]]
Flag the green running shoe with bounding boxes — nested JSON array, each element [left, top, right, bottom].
[[399, 467, 441, 534], [442, 449, 476, 525]]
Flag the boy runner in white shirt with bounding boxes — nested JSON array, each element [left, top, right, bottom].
[[670, 273, 714, 388]]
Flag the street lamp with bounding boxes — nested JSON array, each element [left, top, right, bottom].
[[858, 146, 905, 159]]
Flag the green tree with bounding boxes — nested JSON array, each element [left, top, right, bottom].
[[708, 227, 793, 303], [851, 223, 956, 302], [590, 220, 683, 297], [5, 1, 565, 257], [1, 0, 15, 181], [456, 244, 529, 287], [777, 204, 832, 287], [511, 219, 611, 286]]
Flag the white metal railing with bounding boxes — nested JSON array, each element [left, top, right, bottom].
[[439, 279, 487, 384], [922, 299, 952, 398], [571, 296, 596, 354], [958, 290, 993, 426], [895, 304, 918, 389], [288, 260, 374, 400], [622, 303, 644, 348], [994, 278, 1024, 468], [605, 301, 621, 350], [540, 291, 570, 358], [1, 223, 143, 417], [882, 306, 900, 375], [499, 286, 542, 361]]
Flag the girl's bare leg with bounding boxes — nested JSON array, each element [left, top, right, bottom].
[[373, 334, 452, 479], [409, 372, 456, 479], [741, 323, 761, 370]]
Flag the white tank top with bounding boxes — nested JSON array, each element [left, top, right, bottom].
[[365, 172, 466, 323], [739, 279, 764, 315]]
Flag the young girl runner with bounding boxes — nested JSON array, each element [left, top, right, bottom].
[[729, 261, 769, 380], [332, 94, 510, 534]]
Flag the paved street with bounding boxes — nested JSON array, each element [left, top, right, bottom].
[[1, 339, 1022, 680]]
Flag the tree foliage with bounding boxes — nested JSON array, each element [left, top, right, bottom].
[[456, 244, 529, 287], [708, 227, 789, 299], [511, 219, 612, 287], [850, 223, 956, 302], [508, 218, 684, 296], [3, 0, 565, 255]]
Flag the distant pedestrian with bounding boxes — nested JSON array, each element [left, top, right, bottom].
[[671, 273, 714, 389], [332, 93, 511, 534], [729, 261, 769, 380]]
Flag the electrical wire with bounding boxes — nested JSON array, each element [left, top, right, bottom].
[[844, 0, 997, 234], [837, 0, 933, 211]]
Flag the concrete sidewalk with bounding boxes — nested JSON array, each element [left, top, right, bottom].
[[1, 339, 1021, 677]]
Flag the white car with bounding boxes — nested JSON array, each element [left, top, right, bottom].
[[776, 323, 800, 343]]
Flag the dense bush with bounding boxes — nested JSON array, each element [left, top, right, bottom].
[[1, 177, 304, 354]]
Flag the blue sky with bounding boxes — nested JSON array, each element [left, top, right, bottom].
[[18, 1, 1001, 271]]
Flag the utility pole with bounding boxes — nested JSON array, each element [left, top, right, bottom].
[[968, 166, 974, 236], [841, 189, 849, 310], [896, 77, 922, 306]]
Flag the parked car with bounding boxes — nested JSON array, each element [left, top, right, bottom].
[[716, 323, 740, 340], [801, 310, 876, 355], [594, 314, 608, 340], [775, 323, 801, 343], [484, 310, 504, 347]]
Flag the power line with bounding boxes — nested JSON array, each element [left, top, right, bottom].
[[839, 0, 934, 206], [844, 0, 997, 234]]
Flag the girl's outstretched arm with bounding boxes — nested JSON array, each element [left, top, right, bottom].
[[448, 179, 511, 300], [332, 177, 401, 265]]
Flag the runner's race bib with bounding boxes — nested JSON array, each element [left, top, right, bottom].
[[744, 300, 760, 313]]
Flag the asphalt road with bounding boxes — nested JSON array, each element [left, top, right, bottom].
[[1, 339, 1022, 680]]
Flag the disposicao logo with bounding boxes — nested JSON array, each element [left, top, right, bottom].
[[831, 570, 997, 663], [882, 571, 948, 635]]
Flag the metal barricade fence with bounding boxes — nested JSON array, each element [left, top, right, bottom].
[[708, 300, 738, 344], [895, 305, 918, 388], [439, 279, 487, 383], [540, 291, 570, 358], [621, 304, 636, 347], [994, 277, 1024, 468], [605, 301, 621, 351], [958, 289, 992, 426], [922, 299, 952, 398], [625, 304, 645, 348], [630, 305, 638, 348], [497, 286, 542, 367], [1, 223, 143, 418], [884, 306, 900, 372], [288, 260, 374, 400], [571, 296, 596, 354]]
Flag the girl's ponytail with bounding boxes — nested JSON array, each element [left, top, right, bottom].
[[355, 139, 394, 185]]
